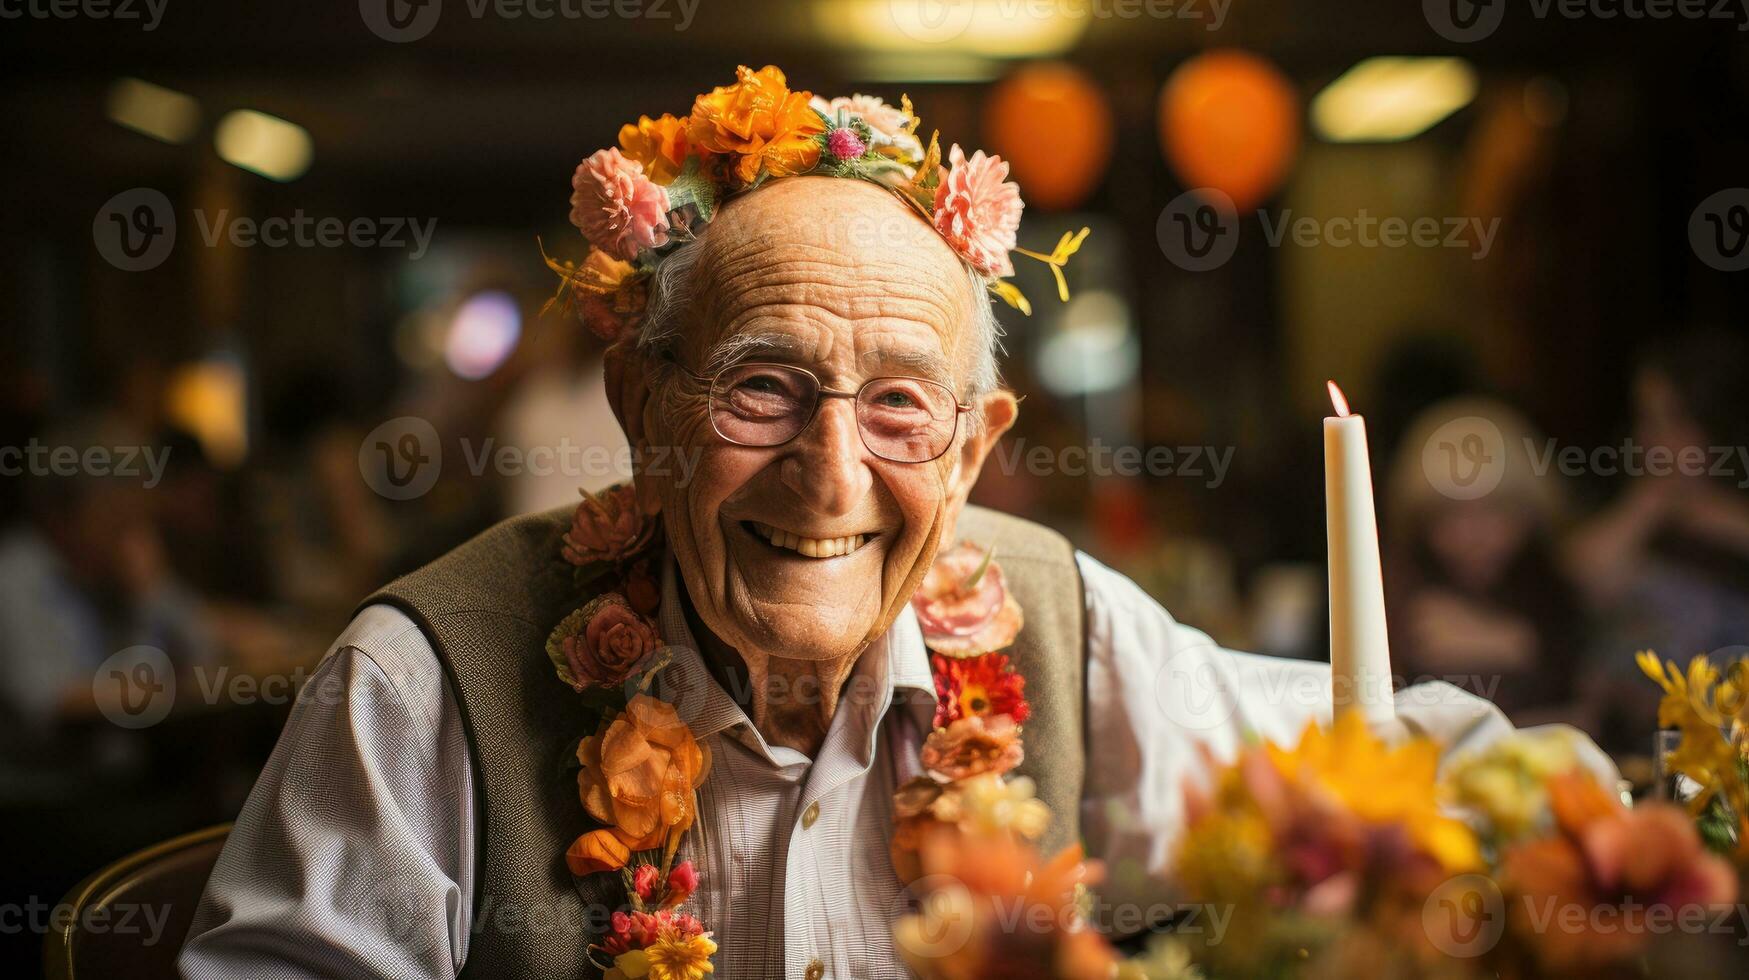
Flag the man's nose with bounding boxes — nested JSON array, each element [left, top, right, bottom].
[[780, 397, 871, 517]]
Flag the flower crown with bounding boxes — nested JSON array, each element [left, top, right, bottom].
[[546, 64, 1088, 343]]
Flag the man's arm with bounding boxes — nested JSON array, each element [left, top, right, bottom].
[[179, 604, 475, 980], [1074, 552, 1616, 914]]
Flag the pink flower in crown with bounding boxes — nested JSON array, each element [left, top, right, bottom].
[[563, 483, 654, 566], [568, 147, 672, 262], [932, 144, 1024, 277], [911, 541, 1024, 658], [550, 593, 662, 693], [827, 127, 867, 161], [810, 93, 924, 166]]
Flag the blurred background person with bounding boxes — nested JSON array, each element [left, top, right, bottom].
[[1385, 398, 1584, 726], [1565, 328, 1749, 753]]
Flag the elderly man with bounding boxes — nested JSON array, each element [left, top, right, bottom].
[[181, 69, 1606, 980]]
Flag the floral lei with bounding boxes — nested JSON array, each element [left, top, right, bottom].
[[545, 484, 1047, 979]]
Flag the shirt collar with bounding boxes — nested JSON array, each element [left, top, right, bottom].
[[651, 555, 938, 763]]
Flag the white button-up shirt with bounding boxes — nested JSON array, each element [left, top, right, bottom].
[[180, 552, 1608, 979]]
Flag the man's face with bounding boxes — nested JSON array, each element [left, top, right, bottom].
[[623, 177, 1014, 664]]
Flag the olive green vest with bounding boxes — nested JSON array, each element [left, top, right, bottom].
[[364, 504, 1086, 979]]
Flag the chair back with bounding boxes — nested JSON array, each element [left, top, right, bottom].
[[42, 824, 230, 980]]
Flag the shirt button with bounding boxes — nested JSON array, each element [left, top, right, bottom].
[[805, 957, 825, 980], [801, 800, 821, 829]]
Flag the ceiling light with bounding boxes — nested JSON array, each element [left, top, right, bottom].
[[214, 109, 313, 181], [107, 77, 200, 144], [1311, 57, 1478, 143]]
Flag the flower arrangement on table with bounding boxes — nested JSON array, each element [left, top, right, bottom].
[[1132, 703, 1741, 980]]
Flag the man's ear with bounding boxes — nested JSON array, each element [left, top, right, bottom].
[[941, 389, 1019, 538], [602, 340, 662, 516]]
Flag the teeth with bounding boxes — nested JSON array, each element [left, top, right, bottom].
[[751, 522, 866, 558]]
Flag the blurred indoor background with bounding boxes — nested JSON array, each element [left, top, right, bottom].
[[3, 0, 1749, 970]]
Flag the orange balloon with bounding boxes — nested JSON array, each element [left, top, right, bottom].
[[1159, 50, 1301, 212], [984, 62, 1114, 212]]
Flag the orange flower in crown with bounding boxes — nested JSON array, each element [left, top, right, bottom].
[[550, 63, 1093, 341], [688, 64, 825, 185], [618, 113, 692, 184]]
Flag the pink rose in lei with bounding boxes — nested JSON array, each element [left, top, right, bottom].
[[910, 541, 1024, 657]]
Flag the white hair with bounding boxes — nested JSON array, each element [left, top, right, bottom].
[[636, 232, 1004, 400]]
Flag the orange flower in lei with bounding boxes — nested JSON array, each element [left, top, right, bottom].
[[569, 695, 712, 876], [687, 65, 825, 185]]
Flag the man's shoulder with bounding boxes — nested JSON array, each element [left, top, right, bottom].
[[957, 505, 1076, 567]]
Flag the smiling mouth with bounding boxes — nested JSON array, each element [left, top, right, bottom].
[[745, 520, 876, 558]]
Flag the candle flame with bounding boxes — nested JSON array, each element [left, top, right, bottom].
[[1327, 380, 1352, 418]]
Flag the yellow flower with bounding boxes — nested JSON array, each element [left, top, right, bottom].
[[1267, 711, 1481, 871], [688, 65, 824, 185], [955, 773, 1051, 840], [1443, 730, 1578, 840], [607, 949, 650, 980], [645, 925, 716, 980]]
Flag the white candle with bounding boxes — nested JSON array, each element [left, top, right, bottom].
[[1324, 381, 1395, 725]]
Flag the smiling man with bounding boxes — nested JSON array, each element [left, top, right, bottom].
[[180, 68, 1609, 980]]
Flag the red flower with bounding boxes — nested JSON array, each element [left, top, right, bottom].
[[595, 909, 706, 956], [632, 863, 660, 903], [932, 652, 1029, 729], [665, 860, 699, 906]]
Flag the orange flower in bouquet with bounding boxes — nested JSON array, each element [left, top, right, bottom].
[[1498, 771, 1738, 972], [688, 65, 825, 185], [569, 695, 712, 875]]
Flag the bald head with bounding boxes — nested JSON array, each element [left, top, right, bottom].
[[639, 176, 998, 398]]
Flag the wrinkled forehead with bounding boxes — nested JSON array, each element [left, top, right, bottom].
[[679, 177, 978, 382]]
